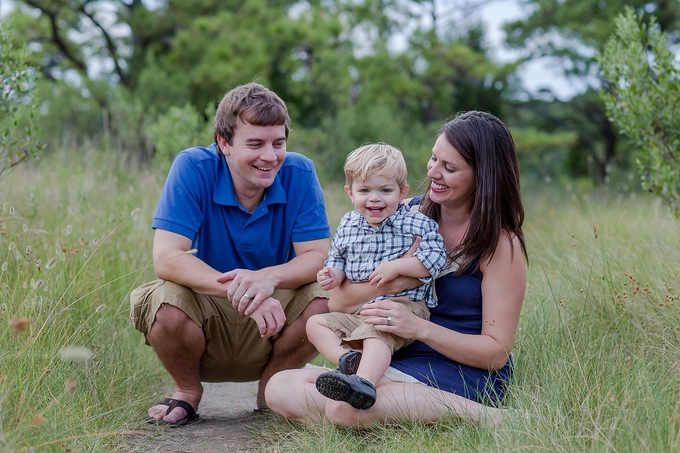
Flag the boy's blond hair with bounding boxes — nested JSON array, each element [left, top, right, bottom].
[[344, 143, 408, 189]]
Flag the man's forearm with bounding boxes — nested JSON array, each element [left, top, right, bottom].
[[263, 249, 328, 290], [155, 254, 228, 297]]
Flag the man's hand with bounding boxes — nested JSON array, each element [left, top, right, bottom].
[[248, 297, 287, 337], [217, 269, 276, 316], [317, 267, 340, 291]]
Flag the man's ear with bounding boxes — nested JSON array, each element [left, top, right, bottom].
[[400, 184, 410, 200], [217, 136, 230, 156]]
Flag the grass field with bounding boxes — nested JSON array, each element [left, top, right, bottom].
[[1, 149, 679, 452]]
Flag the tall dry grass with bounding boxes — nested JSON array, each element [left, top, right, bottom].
[[0, 149, 165, 452], [2, 150, 679, 452], [266, 184, 680, 452]]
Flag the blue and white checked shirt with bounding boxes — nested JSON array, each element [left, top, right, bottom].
[[326, 203, 447, 307]]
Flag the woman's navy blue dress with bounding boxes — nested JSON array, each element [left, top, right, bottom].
[[389, 199, 513, 406]]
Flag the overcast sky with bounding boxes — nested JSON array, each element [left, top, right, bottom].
[[478, 0, 587, 100]]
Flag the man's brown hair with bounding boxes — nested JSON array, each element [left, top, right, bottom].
[[213, 83, 290, 153]]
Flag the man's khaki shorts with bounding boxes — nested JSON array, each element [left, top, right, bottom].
[[323, 296, 430, 353], [130, 279, 328, 382]]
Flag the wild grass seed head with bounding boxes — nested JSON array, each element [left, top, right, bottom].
[[9, 317, 29, 336], [46, 256, 58, 269], [65, 374, 77, 398], [31, 279, 44, 290], [60, 346, 94, 362]]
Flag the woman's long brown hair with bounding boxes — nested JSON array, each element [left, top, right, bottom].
[[419, 111, 527, 273]]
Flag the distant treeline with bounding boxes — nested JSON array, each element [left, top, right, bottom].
[[3, 0, 679, 187]]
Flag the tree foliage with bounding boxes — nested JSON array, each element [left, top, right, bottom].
[[503, 0, 680, 184], [598, 8, 680, 218], [0, 17, 42, 180], [148, 103, 213, 175], [505, 0, 679, 80], [7, 0, 525, 181]]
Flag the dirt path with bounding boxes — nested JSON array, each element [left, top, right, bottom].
[[126, 382, 276, 452]]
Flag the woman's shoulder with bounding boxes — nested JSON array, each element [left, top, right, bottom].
[[480, 230, 526, 273]]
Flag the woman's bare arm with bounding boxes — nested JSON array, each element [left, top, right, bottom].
[[363, 233, 526, 371]]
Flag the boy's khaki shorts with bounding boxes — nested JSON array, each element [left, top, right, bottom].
[[323, 296, 430, 354], [130, 279, 328, 382]]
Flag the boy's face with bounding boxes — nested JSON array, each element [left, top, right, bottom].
[[345, 173, 409, 228]]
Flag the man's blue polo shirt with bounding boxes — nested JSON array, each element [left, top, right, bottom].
[[153, 144, 331, 273]]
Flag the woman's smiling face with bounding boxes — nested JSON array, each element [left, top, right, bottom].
[[426, 134, 476, 210]]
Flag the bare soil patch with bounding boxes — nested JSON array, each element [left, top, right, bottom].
[[125, 382, 278, 452]]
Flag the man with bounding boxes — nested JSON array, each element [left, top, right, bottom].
[[130, 83, 330, 426]]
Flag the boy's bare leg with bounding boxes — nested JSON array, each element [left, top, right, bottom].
[[146, 303, 206, 423], [257, 297, 328, 409], [356, 338, 391, 385], [306, 314, 350, 365]]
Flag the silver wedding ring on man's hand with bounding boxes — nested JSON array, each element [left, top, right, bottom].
[[243, 293, 253, 300], [387, 316, 392, 326]]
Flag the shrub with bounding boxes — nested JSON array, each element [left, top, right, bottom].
[[598, 8, 680, 218], [147, 104, 214, 175], [0, 17, 42, 179]]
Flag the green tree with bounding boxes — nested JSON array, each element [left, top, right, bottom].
[[12, 0, 355, 151], [598, 8, 680, 218], [504, 0, 680, 183], [0, 17, 42, 180], [288, 1, 519, 183], [8, 0, 522, 171], [155, 0, 352, 128]]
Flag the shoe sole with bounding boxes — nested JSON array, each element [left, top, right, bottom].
[[338, 351, 362, 375], [316, 373, 376, 410]]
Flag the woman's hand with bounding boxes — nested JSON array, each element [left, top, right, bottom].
[[360, 299, 425, 341]]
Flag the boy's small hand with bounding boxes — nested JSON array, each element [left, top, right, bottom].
[[369, 261, 401, 287], [317, 267, 338, 290]]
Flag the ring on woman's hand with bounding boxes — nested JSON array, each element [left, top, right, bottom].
[[244, 293, 252, 299], [387, 316, 392, 326]]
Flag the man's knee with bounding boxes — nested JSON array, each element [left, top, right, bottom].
[[152, 303, 194, 333], [303, 297, 329, 318]]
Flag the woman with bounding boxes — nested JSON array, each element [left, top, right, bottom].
[[265, 111, 527, 427]]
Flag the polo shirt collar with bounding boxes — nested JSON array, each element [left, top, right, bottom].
[[214, 155, 287, 208]]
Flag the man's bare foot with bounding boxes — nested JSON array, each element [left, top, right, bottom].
[[148, 387, 203, 424]]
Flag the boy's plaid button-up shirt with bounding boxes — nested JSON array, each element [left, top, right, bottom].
[[325, 203, 447, 307]]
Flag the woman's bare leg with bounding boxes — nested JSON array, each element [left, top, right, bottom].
[[265, 367, 328, 421], [325, 379, 507, 428], [266, 368, 506, 428]]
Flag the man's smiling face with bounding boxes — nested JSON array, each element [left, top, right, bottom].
[[218, 119, 287, 209]]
